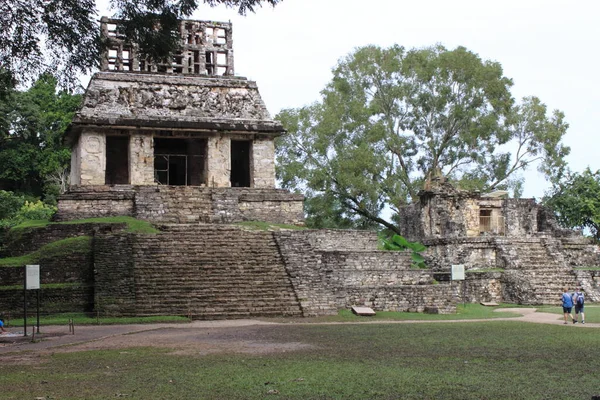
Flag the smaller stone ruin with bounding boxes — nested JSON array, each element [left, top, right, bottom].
[[396, 180, 600, 304]]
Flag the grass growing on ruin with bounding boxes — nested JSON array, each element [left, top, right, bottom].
[[9, 216, 159, 234], [0, 236, 91, 267], [3, 321, 600, 399], [237, 220, 308, 231], [4, 313, 190, 327]]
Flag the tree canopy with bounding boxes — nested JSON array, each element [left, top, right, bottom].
[[544, 168, 600, 240], [275, 45, 570, 232], [0, 74, 81, 202], [0, 0, 281, 93]]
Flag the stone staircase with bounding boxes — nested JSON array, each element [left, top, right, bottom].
[[128, 224, 303, 319], [497, 237, 578, 304]]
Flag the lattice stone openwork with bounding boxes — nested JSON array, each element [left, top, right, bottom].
[[100, 17, 234, 76]]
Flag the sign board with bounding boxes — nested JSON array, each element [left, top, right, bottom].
[[451, 264, 465, 281], [25, 265, 40, 290]]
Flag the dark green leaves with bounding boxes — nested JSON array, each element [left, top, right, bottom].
[[276, 44, 570, 233], [382, 234, 427, 269], [544, 168, 600, 240]]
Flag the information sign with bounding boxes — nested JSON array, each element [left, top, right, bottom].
[[25, 264, 40, 290], [451, 264, 465, 281]]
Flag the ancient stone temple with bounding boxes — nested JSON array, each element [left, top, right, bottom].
[[397, 180, 600, 305], [57, 18, 303, 225]]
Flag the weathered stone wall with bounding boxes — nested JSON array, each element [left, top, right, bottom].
[[301, 229, 379, 251], [94, 225, 304, 318], [77, 131, 106, 185], [56, 186, 304, 225], [93, 233, 137, 315], [0, 223, 125, 257], [423, 237, 502, 271], [275, 230, 457, 314], [0, 234, 95, 314], [252, 139, 275, 188], [503, 199, 537, 237], [462, 272, 504, 303], [207, 135, 230, 187], [273, 231, 338, 316], [75, 73, 279, 127], [70, 140, 82, 185], [56, 187, 135, 221], [342, 284, 457, 314], [0, 286, 94, 315], [129, 133, 154, 184]]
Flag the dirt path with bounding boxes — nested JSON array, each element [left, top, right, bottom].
[[0, 308, 595, 361]]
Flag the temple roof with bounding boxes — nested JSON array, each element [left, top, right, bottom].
[[69, 72, 284, 138]]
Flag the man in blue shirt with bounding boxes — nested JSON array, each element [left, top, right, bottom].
[[561, 287, 575, 325]]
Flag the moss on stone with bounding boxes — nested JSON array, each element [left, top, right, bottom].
[[10, 216, 159, 234], [0, 236, 92, 267]]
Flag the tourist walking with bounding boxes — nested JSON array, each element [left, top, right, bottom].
[[0, 317, 6, 333], [573, 287, 585, 324], [561, 288, 575, 325]]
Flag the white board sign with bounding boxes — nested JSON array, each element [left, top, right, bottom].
[[25, 264, 40, 290], [451, 264, 465, 281]]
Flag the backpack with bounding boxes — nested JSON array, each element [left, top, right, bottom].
[[576, 292, 584, 306]]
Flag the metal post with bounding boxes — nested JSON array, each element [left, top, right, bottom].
[[23, 266, 27, 337], [36, 289, 40, 333]]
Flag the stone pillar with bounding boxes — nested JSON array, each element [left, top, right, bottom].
[[69, 137, 81, 185], [207, 135, 230, 187], [129, 134, 155, 184], [78, 131, 106, 185], [252, 139, 275, 188]]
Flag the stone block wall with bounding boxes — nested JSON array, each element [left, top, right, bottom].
[[56, 186, 304, 225], [129, 134, 154, 184], [273, 231, 338, 316], [342, 284, 457, 314], [301, 229, 379, 251], [93, 233, 137, 314], [0, 239, 95, 314], [503, 199, 538, 237], [252, 139, 275, 188], [207, 136, 230, 187], [1, 222, 126, 257], [275, 231, 457, 314]]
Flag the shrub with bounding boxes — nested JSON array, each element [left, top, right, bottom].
[[0, 190, 25, 220], [16, 200, 57, 221]]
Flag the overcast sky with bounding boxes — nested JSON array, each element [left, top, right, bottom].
[[97, 0, 599, 198]]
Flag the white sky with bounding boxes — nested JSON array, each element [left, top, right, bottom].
[[96, 0, 600, 198]]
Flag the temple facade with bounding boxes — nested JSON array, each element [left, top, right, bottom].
[[57, 18, 303, 224]]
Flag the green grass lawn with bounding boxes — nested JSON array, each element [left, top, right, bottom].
[[3, 313, 190, 327], [264, 303, 524, 323], [2, 321, 599, 399]]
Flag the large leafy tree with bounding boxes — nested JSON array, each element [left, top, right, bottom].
[[0, 0, 281, 93], [544, 169, 600, 240], [0, 74, 81, 201], [276, 45, 570, 232]]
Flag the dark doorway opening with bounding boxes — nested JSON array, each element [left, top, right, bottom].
[[154, 138, 207, 185], [105, 136, 129, 184], [231, 140, 251, 187]]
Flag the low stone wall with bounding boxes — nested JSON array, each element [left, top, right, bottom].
[[273, 231, 338, 316], [93, 233, 137, 315], [342, 284, 457, 313], [301, 229, 379, 252], [423, 237, 501, 271], [1, 223, 124, 257], [57, 185, 304, 225], [275, 231, 457, 314], [0, 286, 94, 315]]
